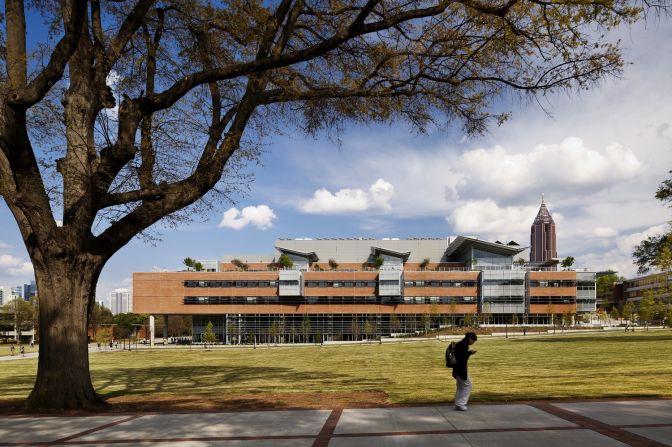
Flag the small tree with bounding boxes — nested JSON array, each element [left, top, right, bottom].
[[449, 300, 457, 328], [638, 291, 655, 330], [419, 258, 430, 271], [351, 318, 361, 341], [89, 302, 114, 340], [328, 259, 339, 270], [561, 256, 575, 270], [227, 321, 238, 345], [464, 313, 476, 328], [2, 298, 38, 343], [562, 312, 573, 328], [429, 302, 440, 330], [420, 312, 431, 334], [514, 258, 526, 268], [301, 314, 312, 343], [203, 321, 217, 346], [183, 257, 196, 271], [609, 306, 620, 323], [666, 306, 672, 328], [374, 256, 385, 269], [389, 315, 401, 334], [94, 327, 112, 346], [269, 320, 279, 344], [278, 254, 294, 269], [623, 301, 637, 325], [364, 319, 375, 341], [231, 259, 249, 271]]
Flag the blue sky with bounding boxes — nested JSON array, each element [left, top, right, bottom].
[[1, 16, 671, 307]]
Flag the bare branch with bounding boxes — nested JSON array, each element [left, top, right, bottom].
[[7, 0, 87, 107]]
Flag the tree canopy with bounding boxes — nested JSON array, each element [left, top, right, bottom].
[[0, 0, 667, 409], [634, 171, 672, 274]]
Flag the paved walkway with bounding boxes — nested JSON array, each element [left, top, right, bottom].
[[1, 399, 671, 446]]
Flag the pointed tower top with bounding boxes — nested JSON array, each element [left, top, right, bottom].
[[533, 195, 554, 224]]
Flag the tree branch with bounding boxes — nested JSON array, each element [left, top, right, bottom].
[[7, 0, 87, 108], [136, 0, 452, 115]]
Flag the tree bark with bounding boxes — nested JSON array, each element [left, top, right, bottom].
[[27, 257, 106, 409]]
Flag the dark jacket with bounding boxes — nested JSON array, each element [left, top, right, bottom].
[[451, 337, 473, 380]]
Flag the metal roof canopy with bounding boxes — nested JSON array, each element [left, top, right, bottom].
[[371, 246, 411, 262], [444, 236, 527, 258], [275, 247, 320, 262]]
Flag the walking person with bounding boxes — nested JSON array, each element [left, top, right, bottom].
[[453, 332, 478, 411]]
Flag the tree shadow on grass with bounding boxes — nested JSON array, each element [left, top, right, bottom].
[[92, 364, 390, 399], [509, 335, 672, 343]]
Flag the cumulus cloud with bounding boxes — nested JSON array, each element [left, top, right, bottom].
[[301, 179, 394, 214], [218, 205, 277, 230], [447, 200, 539, 242], [615, 223, 669, 256], [456, 138, 643, 200], [0, 253, 34, 277], [592, 226, 619, 238], [104, 70, 121, 120]]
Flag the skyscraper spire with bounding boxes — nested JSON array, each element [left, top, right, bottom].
[[530, 196, 557, 263]]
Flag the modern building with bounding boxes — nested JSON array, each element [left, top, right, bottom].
[[530, 196, 557, 265], [22, 281, 36, 301], [0, 286, 11, 306], [619, 272, 672, 304], [110, 288, 133, 315], [0, 281, 36, 305], [134, 236, 596, 343]]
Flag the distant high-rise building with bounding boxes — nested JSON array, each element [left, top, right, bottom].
[[22, 280, 36, 301], [11, 286, 23, 300], [0, 286, 10, 306], [0, 285, 21, 306], [530, 195, 557, 264], [110, 288, 133, 315]]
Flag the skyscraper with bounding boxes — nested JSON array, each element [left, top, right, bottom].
[[530, 195, 557, 264], [110, 288, 133, 315]]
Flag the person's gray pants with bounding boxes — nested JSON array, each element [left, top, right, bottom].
[[455, 375, 472, 407]]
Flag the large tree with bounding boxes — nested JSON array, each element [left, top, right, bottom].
[[0, 0, 661, 409], [634, 171, 672, 274]]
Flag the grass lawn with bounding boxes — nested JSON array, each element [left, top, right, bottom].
[[0, 345, 38, 357], [1, 330, 671, 409]]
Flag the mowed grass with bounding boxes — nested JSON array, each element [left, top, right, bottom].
[[1, 330, 671, 404]]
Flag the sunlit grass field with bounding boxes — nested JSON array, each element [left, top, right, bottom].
[[2, 330, 671, 404]]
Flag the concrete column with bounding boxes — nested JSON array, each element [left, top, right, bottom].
[[163, 315, 169, 341], [149, 315, 155, 347]]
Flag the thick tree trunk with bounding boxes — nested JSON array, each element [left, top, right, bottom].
[[27, 257, 106, 409]]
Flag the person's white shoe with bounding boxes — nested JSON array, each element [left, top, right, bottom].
[[455, 405, 468, 411]]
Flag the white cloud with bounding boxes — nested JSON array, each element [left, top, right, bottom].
[[301, 179, 394, 214], [0, 253, 34, 277], [447, 200, 538, 242], [616, 223, 669, 256], [0, 241, 10, 249], [592, 226, 619, 238], [218, 205, 277, 230], [104, 70, 121, 120], [456, 138, 643, 200]]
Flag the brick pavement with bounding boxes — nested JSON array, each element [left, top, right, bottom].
[[0, 399, 670, 446]]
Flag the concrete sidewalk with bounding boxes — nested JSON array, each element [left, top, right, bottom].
[[0, 399, 670, 446]]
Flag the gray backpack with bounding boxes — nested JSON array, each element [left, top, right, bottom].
[[445, 341, 457, 367]]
